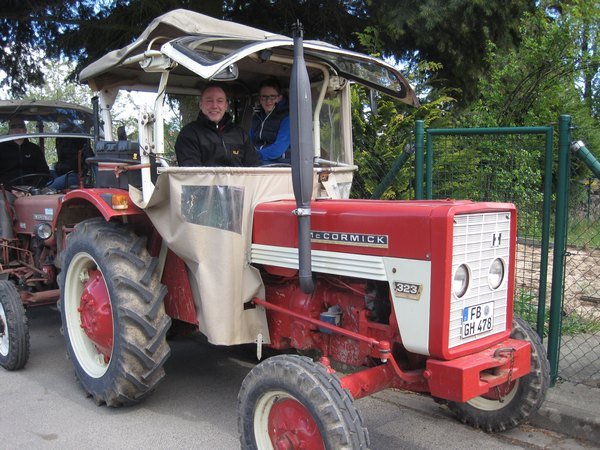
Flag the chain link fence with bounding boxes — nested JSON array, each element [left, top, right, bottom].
[[424, 129, 552, 329], [558, 124, 600, 387]]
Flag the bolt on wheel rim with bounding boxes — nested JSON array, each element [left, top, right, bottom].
[[467, 379, 520, 410], [254, 390, 324, 450]]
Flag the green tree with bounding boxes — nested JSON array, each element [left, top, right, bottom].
[[462, 0, 599, 144], [368, 0, 536, 105], [1, 0, 538, 106], [0, 0, 374, 95], [350, 52, 455, 199]]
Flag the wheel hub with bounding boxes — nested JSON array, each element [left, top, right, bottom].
[[268, 398, 324, 450], [78, 269, 113, 361]]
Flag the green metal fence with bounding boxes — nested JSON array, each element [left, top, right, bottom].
[[415, 123, 559, 375], [557, 120, 600, 387]]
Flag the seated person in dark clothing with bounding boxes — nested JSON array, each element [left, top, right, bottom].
[[0, 117, 50, 238], [0, 117, 50, 188], [48, 122, 89, 189], [175, 83, 259, 167], [250, 78, 290, 165]]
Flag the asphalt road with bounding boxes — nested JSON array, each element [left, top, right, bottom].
[[0, 306, 593, 449]]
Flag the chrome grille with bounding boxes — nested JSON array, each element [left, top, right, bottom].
[[448, 212, 511, 348]]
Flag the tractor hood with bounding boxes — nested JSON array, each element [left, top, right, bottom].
[[79, 9, 418, 105]]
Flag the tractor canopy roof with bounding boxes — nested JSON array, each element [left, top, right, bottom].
[[0, 99, 94, 144], [79, 9, 418, 106], [0, 100, 93, 129]]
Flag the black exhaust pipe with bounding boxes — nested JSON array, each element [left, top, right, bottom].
[[289, 21, 315, 294], [91, 95, 100, 143]]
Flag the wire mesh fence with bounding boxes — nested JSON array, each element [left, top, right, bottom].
[[558, 135, 600, 387], [425, 130, 551, 325]]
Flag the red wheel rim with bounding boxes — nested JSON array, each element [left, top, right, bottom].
[[267, 398, 325, 450], [78, 269, 113, 361]]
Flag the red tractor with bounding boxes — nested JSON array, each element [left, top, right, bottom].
[[1, 10, 548, 449], [0, 99, 94, 370]]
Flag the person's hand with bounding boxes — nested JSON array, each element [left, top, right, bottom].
[[11, 189, 26, 197]]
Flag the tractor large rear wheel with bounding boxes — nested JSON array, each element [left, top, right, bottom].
[[238, 355, 369, 449], [447, 315, 549, 431], [0, 280, 29, 370], [58, 218, 171, 406]]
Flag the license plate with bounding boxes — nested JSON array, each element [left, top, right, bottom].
[[461, 301, 494, 338]]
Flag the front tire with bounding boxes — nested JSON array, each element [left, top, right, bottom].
[[238, 355, 369, 449], [58, 218, 171, 406], [0, 281, 29, 370], [447, 315, 550, 431]]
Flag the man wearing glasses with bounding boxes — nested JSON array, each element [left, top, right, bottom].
[[175, 83, 259, 167], [250, 78, 290, 165]]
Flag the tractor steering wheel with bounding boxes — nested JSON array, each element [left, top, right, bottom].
[[8, 173, 54, 190]]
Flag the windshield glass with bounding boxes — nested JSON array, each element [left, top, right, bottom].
[[168, 37, 412, 101], [318, 93, 344, 161], [172, 37, 260, 65], [305, 50, 403, 94]]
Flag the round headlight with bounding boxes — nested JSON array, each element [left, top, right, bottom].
[[488, 258, 505, 289], [34, 222, 53, 240], [453, 264, 470, 298]]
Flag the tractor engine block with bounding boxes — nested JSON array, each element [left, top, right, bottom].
[[263, 274, 397, 367]]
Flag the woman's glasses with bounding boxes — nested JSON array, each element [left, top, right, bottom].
[[260, 95, 280, 101]]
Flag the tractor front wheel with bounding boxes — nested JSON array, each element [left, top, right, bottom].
[[238, 355, 369, 449], [0, 280, 29, 370], [58, 218, 171, 406], [447, 315, 549, 432]]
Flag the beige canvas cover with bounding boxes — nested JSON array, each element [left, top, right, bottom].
[[131, 167, 298, 345]]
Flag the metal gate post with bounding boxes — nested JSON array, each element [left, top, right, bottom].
[[548, 114, 571, 385], [415, 120, 424, 200], [371, 147, 413, 199], [538, 127, 554, 338]]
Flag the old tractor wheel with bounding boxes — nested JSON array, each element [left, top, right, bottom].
[[0, 281, 29, 370], [447, 315, 549, 432], [238, 355, 369, 450], [58, 218, 171, 407]]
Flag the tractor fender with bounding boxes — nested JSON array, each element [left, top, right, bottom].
[[54, 188, 144, 267]]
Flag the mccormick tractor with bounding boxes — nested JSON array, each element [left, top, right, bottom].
[[0, 10, 549, 449]]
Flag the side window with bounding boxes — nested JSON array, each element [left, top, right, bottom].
[[318, 92, 343, 161]]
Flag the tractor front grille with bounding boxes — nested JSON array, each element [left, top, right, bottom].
[[448, 212, 512, 348]]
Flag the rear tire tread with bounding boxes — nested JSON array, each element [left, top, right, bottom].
[[59, 218, 171, 407], [0, 281, 29, 371]]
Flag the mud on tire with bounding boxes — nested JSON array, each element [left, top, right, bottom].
[[0, 280, 29, 370], [58, 218, 171, 406], [447, 315, 550, 432], [238, 355, 369, 449]]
